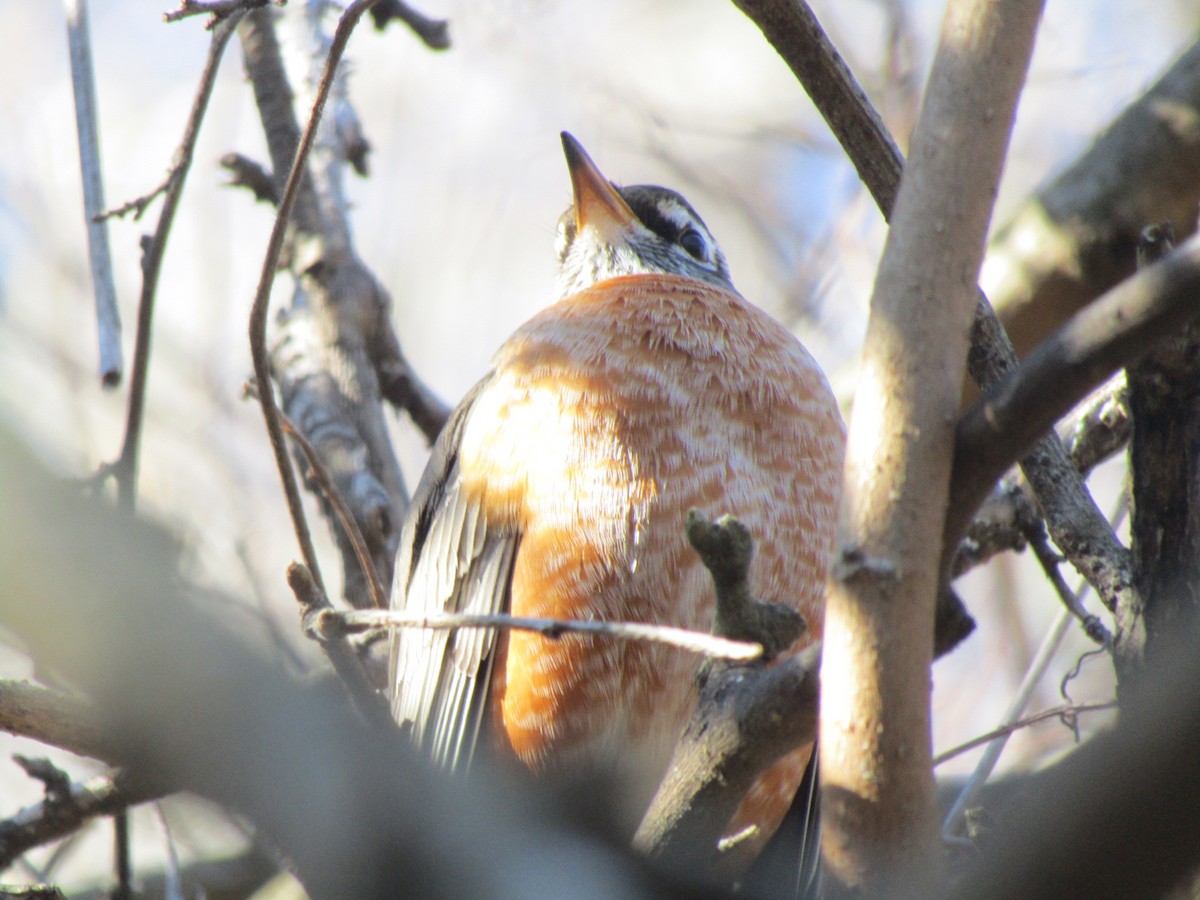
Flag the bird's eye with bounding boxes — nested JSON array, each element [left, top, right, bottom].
[[679, 227, 707, 261]]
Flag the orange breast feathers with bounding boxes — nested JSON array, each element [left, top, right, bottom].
[[453, 274, 845, 795], [390, 273, 844, 847]]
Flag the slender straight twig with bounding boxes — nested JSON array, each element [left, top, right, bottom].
[[112, 13, 243, 512], [64, 0, 122, 386], [941, 501, 1125, 839], [246, 0, 380, 594], [319, 608, 765, 662], [933, 701, 1116, 767], [279, 406, 388, 610]]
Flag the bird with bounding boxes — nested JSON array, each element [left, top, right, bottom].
[[389, 132, 845, 875]]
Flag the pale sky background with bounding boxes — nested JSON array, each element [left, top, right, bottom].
[[1, 0, 1196, 891]]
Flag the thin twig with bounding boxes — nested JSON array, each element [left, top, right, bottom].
[[94, 175, 171, 222], [246, 0, 381, 595], [943, 499, 1125, 840], [164, 0, 273, 25], [153, 804, 184, 900], [111, 13, 243, 512], [64, 0, 122, 386], [278, 398, 387, 610], [934, 701, 1116, 767], [1023, 520, 1113, 647], [316, 608, 766, 662], [286, 563, 403, 732]]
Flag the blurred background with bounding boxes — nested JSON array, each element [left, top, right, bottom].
[[1, 0, 1196, 892]]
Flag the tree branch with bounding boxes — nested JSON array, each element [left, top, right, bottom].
[[0, 681, 117, 765], [0, 771, 167, 870], [64, 0, 122, 387], [986, 40, 1200, 361], [949, 232, 1200, 558], [633, 513, 818, 881], [1126, 222, 1200, 685], [112, 11, 243, 512], [820, 2, 1045, 892]]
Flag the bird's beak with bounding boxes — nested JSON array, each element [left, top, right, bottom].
[[561, 132, 636, 238]]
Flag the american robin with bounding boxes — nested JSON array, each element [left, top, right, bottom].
[[389, 133, 845, 869]]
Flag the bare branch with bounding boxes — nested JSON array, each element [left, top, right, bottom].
[[318, 608, 766, 663], [987, 40, 1200, 361], [163, 0, 274, 26], [1060, 377, 1130, 474], [0, 772, 167, 870], [243, 2, 383, 597], [285, 562, 395, 729], [950, 233, 1200, 560], [819, 1, 1045, 891], [258, 389, 387, 611], [0, 681, 117, 765], [111, 12, 243, 513], [93, 175, 170, 223], [1126, 222, 1200, 685], [64, 0, 122, 386], [933, 702, 1116, 767], [633, 512, 817, 879]]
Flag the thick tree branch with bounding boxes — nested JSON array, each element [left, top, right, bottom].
[[949, 233, 1200, 558], [734, 0, 1129, 664], [0, 681, 116, 765], [820, 2, 1044, 893], [1126, 223, 1200, 684], [986, 40, 1200, 361], [239, 3, 448, 607]]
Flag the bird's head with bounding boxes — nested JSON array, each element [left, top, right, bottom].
[[554, 132, 734, 299]]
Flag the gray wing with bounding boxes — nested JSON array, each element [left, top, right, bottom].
[[389, 374, 519, 772]]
